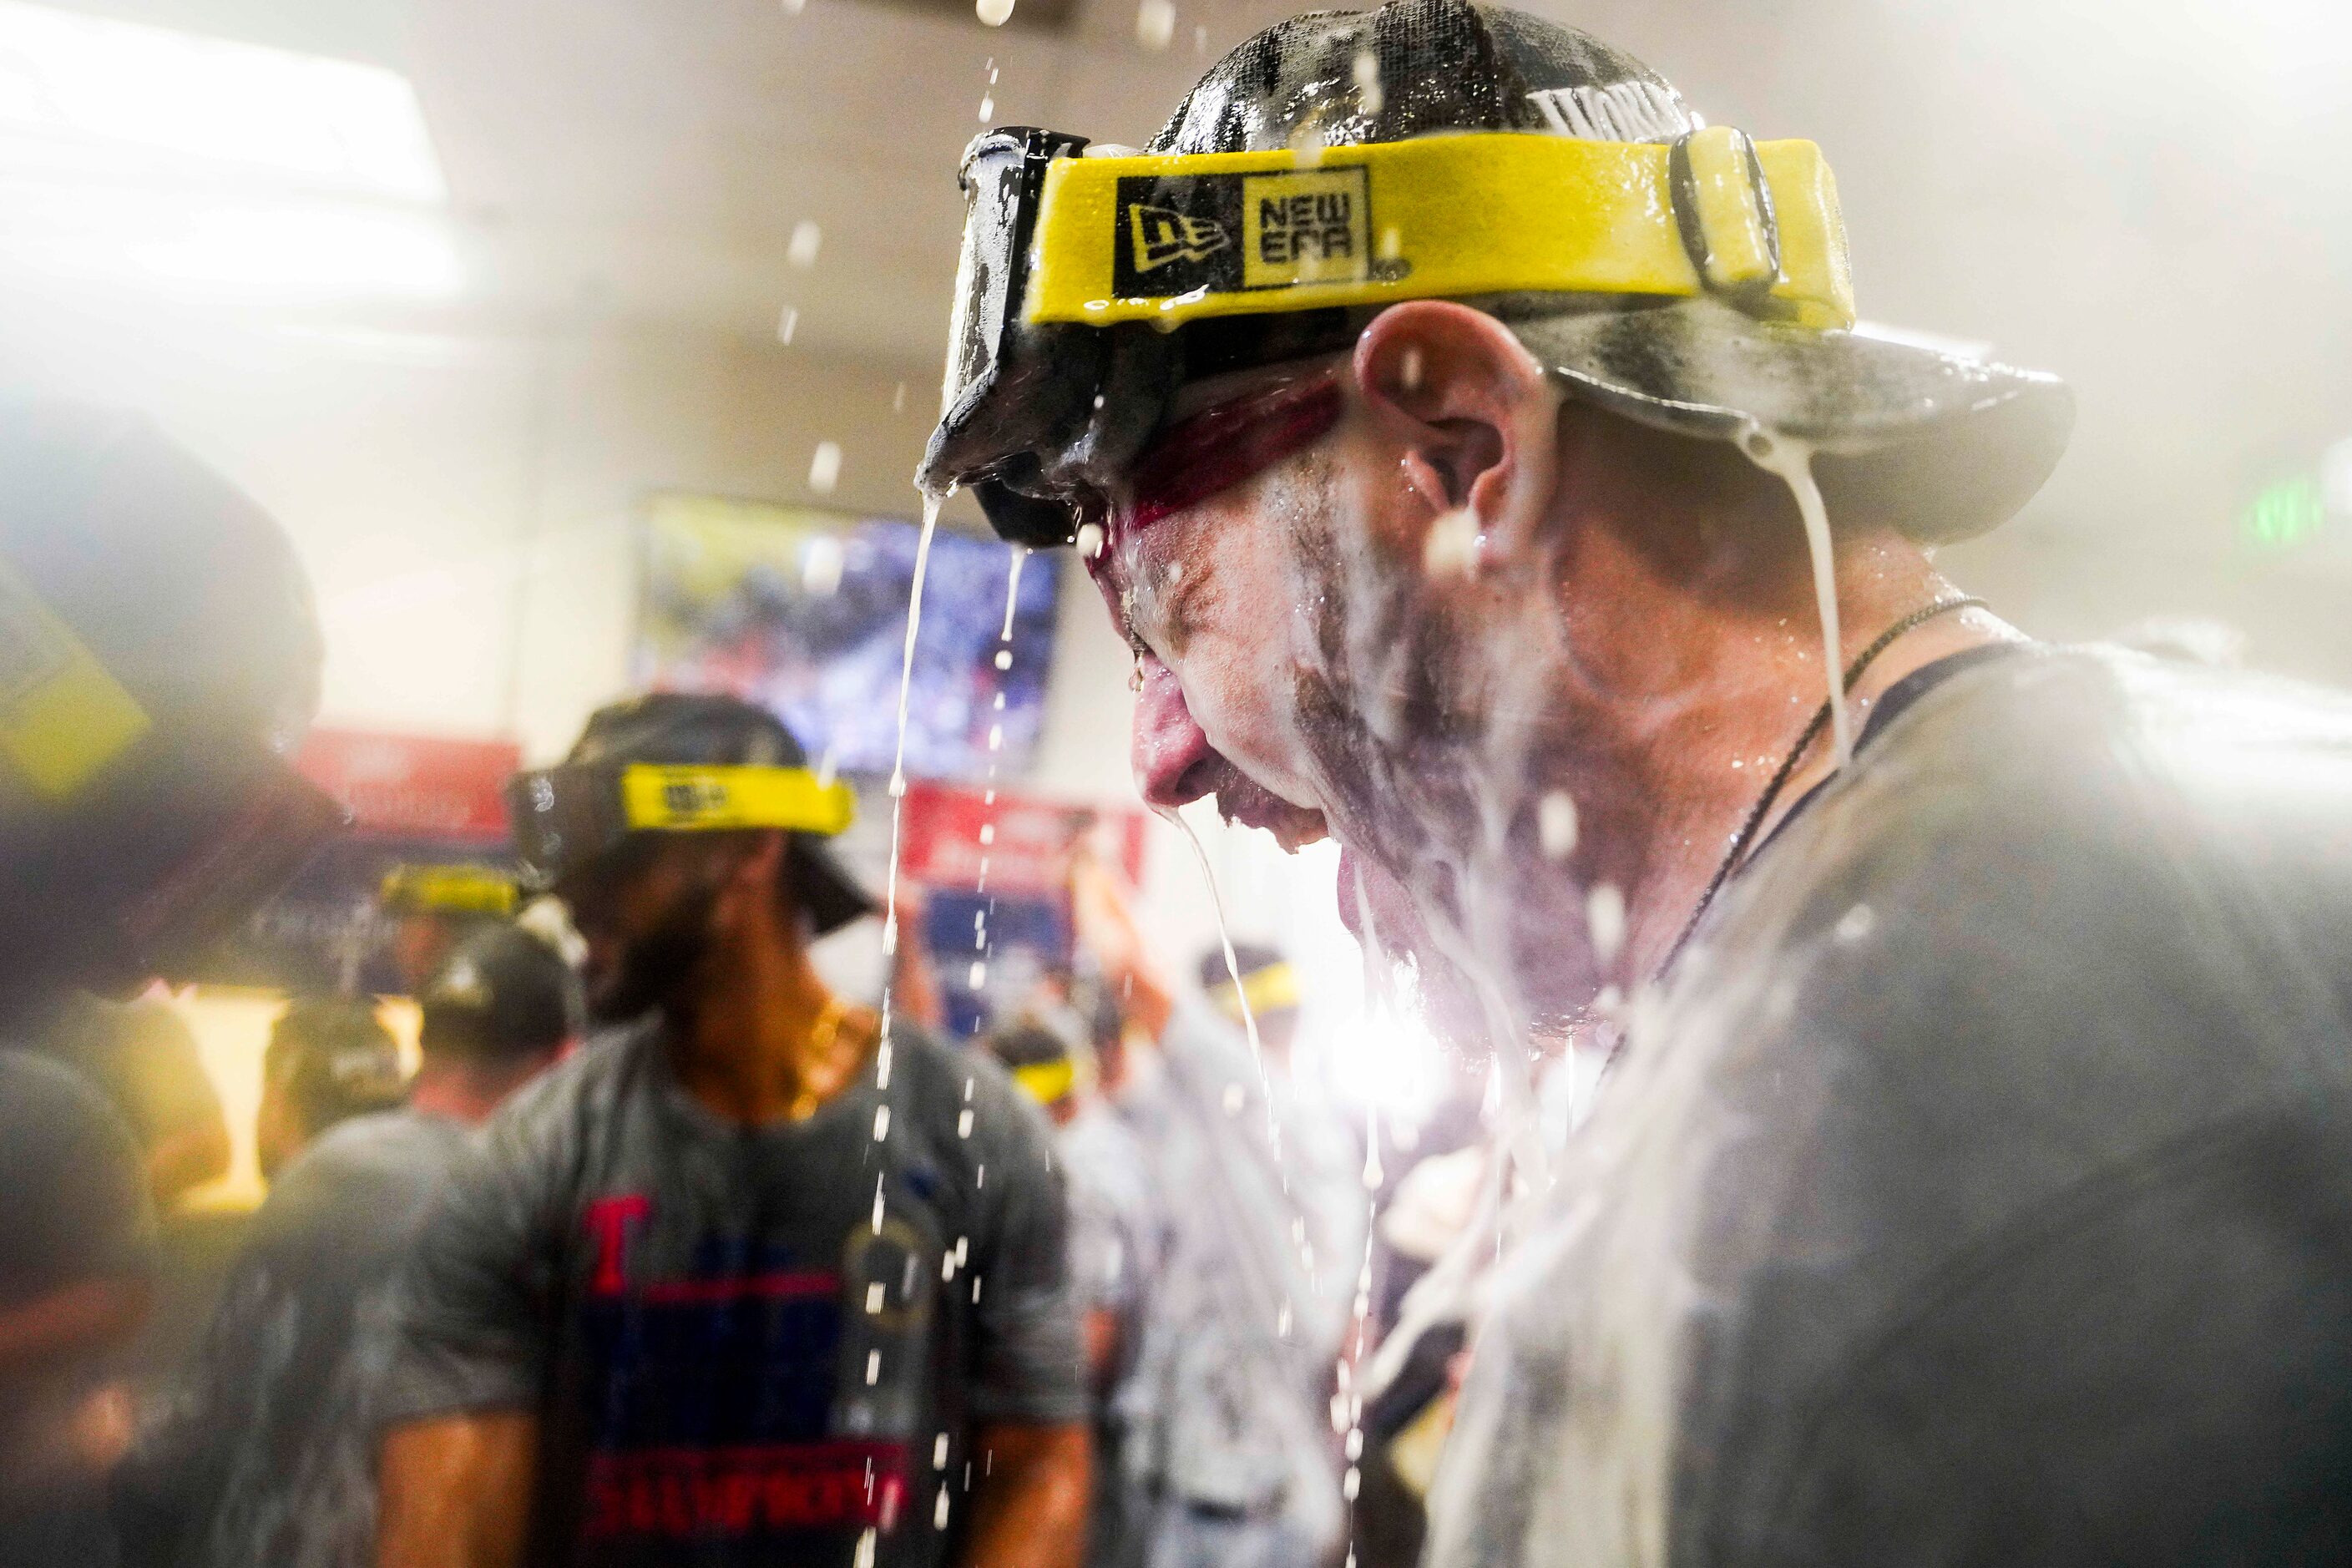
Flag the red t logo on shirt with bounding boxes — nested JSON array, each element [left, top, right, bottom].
[[584, 1194, 651, 1296]]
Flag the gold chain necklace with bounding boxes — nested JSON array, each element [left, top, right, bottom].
[[784, 994, 863, 1121]]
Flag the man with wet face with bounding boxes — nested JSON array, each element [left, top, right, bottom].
[[924, 0, 2352, 1561], [372, 693, 1090, 1568]]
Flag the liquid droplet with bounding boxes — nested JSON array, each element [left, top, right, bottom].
[[1136, 0, 1175, 49], [1586, 883, 1626, 964], [1075, 520, 1105, 558], [976, 94, 994, 121], [1538, 790, 1578, 860], [1352, 49, 1384, 114], [787, 220, 822, 268], [802, 535, 845, 597], [994, 648, 1012, 670], [808, 440, 843, 494], [776, 306, 799, 345], [1421, 508, 1478, 576], [976, 0, 1014, 24]]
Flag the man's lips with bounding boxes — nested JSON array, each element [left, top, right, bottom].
[[1208, 764, 1328, 852]]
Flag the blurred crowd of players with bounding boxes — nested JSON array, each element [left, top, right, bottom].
[[0, 407, 1520, 1568]]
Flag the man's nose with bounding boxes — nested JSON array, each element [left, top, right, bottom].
[[1131, 659, 1215, 810]]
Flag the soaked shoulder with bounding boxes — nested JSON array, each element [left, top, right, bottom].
[[1622, 648, 2352, 1384]]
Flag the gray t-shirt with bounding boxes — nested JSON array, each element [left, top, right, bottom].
[[117, 1109, 470, 1568], [1427, 646, 2352, 1567], [377, 1020, 1085, 1568]]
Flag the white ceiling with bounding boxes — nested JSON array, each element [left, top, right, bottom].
[[32, 0, 2352, 668]]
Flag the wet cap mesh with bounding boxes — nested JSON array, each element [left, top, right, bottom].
[[1148, 0, 1688, 155]]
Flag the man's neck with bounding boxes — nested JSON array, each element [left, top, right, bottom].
[[1529, 491, 2018, 993], [407, 1058, 544, 1126], [670, 930, 854, 1125], [1606, 593, 2016, 986]]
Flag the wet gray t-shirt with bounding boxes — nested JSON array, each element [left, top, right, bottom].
[[1428, 647, 2352, 1567], [377, 1021, 1085, 1568]]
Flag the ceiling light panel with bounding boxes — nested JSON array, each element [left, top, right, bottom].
[[0, 0, 445, 200]]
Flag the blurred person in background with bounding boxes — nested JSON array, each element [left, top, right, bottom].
[[253, 995, 408, 1181], [380, 863, 523, 996], [373, 693, 1089, 1568], [986, 1016, 1165, 1568], [923, 0, 2352, 1560], [117, 924, 575, 1568], [21, 992, 230, 1208], [1070, 857, 1349, 1568], [1195, 942, 1363, 1267], [0, 402, 336, 1565]]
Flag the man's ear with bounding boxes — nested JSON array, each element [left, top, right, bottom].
[[1353, 301, 1560, 570]]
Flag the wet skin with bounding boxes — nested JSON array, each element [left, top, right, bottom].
[[1088, 331, 1607, 1040], [1084, 300, 1990, 1047]]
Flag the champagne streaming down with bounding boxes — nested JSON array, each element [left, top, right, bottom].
[[1737, 424, 1852, 766], [1156, 804, 1282, 1159], [876, 497, 943, 1110]]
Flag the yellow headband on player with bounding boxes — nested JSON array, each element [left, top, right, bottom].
[[1025, 127, 1852, 332], [1012, 1058, 1080, 1105], [617, 765, 855, 836], [380, 864, 520, 918], [1215, 960, 1302, 1019]]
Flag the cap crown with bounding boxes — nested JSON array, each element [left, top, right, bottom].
[[1152, 0, 1693, 157]]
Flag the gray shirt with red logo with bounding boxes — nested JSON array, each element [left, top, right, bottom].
[[377, 1019, 1085, 1568]]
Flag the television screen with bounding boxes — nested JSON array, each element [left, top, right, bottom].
[[634, 493, 1059, 783]]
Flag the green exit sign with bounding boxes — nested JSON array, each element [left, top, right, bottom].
[[2240, 473, 2327, 552]]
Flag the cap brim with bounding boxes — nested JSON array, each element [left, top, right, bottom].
[[788, 834, 878, 937], [1509, 299, 2073, 545]]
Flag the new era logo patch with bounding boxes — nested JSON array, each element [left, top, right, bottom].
[[1241, 168, 1369, 288], [1128, 204, 1231, 271], [1111, 167, 1377, 299]]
